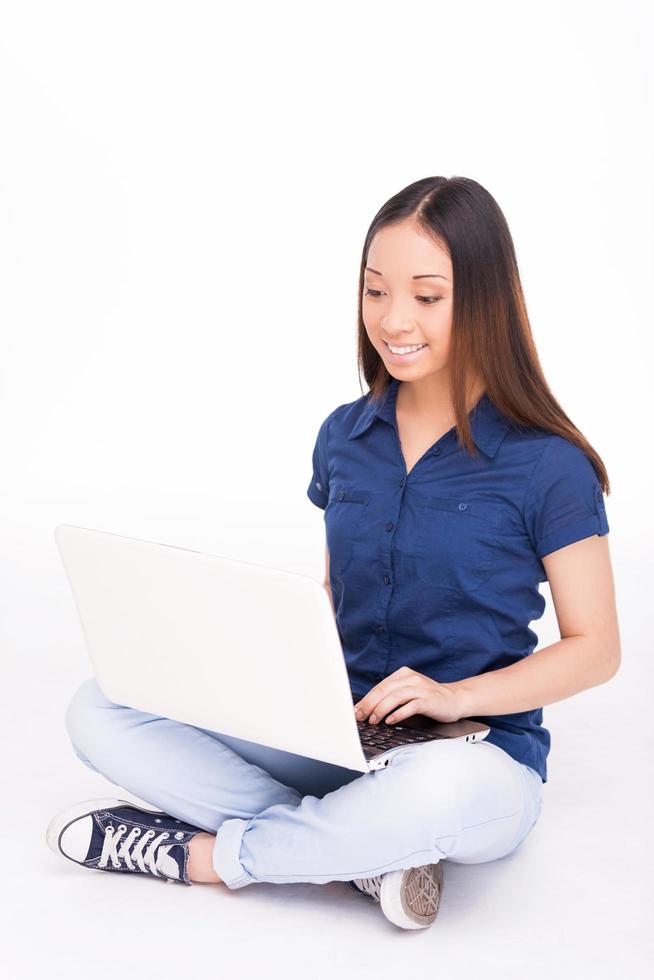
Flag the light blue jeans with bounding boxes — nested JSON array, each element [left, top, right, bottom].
[[64, 676, 544, 890]]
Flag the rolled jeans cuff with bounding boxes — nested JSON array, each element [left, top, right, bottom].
[[212, 816, 257, 889]]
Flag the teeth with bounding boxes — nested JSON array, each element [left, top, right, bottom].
[[388, 342, 427, 354]]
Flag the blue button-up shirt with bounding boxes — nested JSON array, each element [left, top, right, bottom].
[[307, 377, 609, 782]]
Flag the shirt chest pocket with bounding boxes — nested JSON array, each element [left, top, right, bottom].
[[414, 496, 503, 592], [325, 486, 373, 575]]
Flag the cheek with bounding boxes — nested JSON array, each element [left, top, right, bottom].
[[362, 315, 383, 347], [425, 328, 450, 351], [426, 314, 452, 348], [362, 321, 378, 348], [362, 303, 380, 326]]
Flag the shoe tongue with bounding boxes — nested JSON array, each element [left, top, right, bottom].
[[155, 845, 182, 880]]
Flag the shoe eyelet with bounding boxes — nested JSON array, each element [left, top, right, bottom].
[[117, 825, 127, 832], [163, 832, 170, 838], [133, 828, 141, 835], [106, 825, 114, 833]]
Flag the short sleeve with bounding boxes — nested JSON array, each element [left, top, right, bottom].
[[306, 412, 332, 510], [522, 436, 609, 559]]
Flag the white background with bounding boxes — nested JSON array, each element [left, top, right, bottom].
[[1, 0, 652, 976]]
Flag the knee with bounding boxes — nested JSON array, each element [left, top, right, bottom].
[[408, 739, 525, 816], [392, 739, 502, 815], [394, 736, 472, 783], [381, 739, 471, 818], [64, 676, 117, 758]]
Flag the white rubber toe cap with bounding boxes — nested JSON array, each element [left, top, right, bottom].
[[45, 797, 132, 862], [59, 815, 93, 862]]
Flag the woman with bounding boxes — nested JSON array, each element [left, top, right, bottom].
[[47, 176, 620, 931]]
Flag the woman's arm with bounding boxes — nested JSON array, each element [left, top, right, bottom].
[[447, 534, 621, 718]]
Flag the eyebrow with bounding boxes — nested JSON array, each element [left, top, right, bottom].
[[365, 266, 450, 281]]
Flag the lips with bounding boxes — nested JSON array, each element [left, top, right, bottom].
[[384, 340, 427, 352]]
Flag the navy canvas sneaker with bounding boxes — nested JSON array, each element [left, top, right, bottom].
[[46, 797, 209, 886]]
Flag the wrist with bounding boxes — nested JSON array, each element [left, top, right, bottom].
[[444, 679, 476, 719]]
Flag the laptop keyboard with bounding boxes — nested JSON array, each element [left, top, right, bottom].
[[356, 717, 436, 752]]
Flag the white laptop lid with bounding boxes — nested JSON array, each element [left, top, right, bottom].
[[54, 524, 372, 772]]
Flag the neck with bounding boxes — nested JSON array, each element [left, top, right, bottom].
[[397, 372, 484, 419]]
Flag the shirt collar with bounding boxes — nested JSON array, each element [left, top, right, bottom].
[[346, 376, 511, 459]]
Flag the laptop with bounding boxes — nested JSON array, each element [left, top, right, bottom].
[[54, 524, 490, 774]]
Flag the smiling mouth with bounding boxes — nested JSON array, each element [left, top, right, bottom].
[[384, 340, 428, 354]]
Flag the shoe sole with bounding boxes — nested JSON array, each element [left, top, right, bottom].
[[380, 862, 444, 929], [45, 796, 177, 880]]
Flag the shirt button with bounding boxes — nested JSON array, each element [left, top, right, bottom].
[[383, 574, 390, 585], [385, 520, 394, 531], [316, 482, 322, 491], [376, 625, 385, 634], [433, 447, 441, 456], [458, 502, 468, 511], [337, 490, 345, 500]]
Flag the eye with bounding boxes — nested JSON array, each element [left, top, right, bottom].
[[363, 287, 442, 305]]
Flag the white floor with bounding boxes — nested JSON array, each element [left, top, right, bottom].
[[4, 653, 652, 979], [2, 498, 651, 978]]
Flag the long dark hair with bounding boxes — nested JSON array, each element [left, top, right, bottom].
[[356, 176, 610, 494]]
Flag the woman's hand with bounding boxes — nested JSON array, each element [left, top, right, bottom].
[[353, 666, 465, 726]]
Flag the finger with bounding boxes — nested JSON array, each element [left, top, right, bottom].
[[356, 676, 424, 720], [354, 668, 418, 717], [368, 687, 423, 723], [355, 681, 401, 720], [354, 688, 380, 719], [370, 684, 424, 725], [382, 698, 424, 725]]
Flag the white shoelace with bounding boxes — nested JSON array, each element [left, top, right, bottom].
[[99, 823, 181, 878]]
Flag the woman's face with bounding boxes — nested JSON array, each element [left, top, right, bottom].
[[362, 219, 454, 382]]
